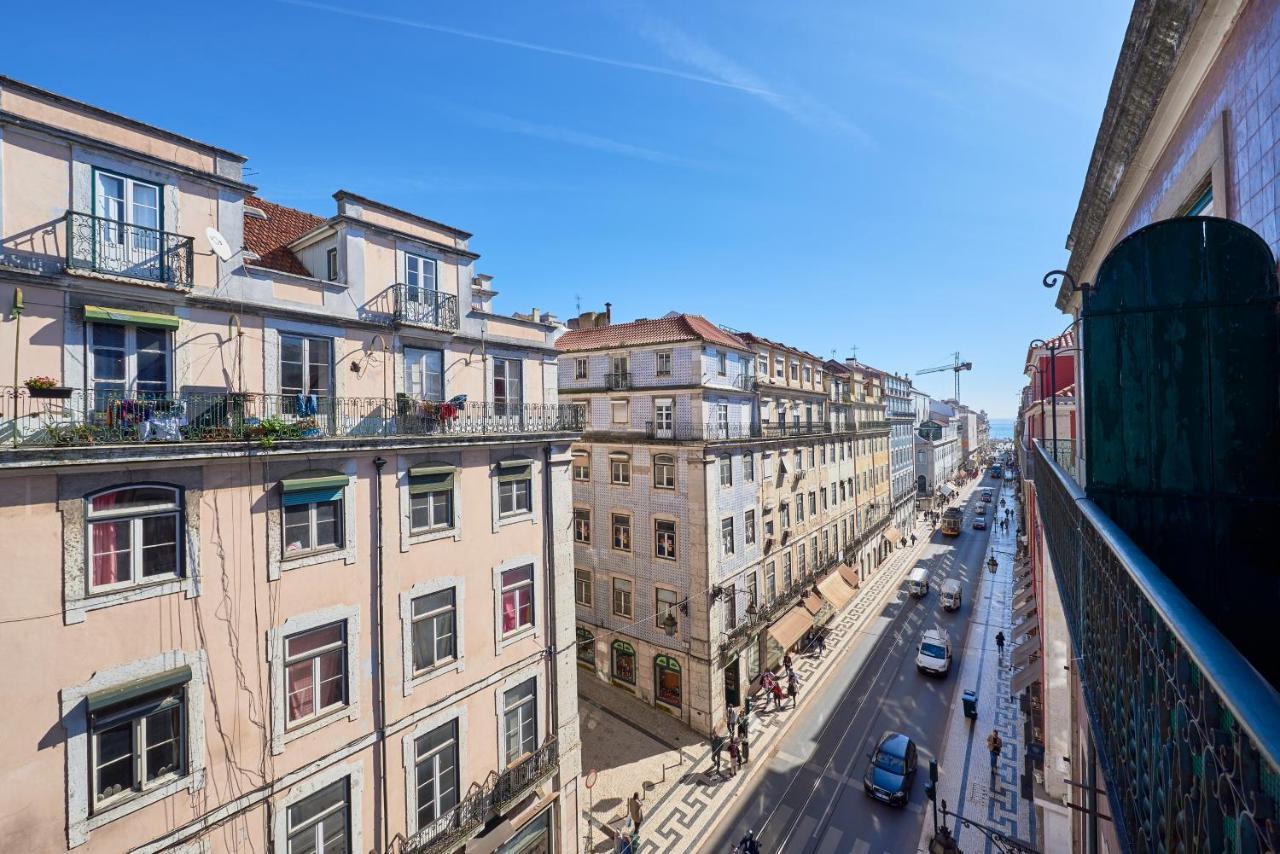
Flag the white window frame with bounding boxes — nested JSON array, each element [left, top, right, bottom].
[[285, 777, 350, 854], [655, 518, 677, 560], [575, 568, 593, 607], [84, 484, 183, 595], [612, 577, 634, 618], [610, 452, 631, 485], [721, 517, 735, 556], [87, 322, 172, 398], [269, 606, 362, 754], [282, 621, 349, 730], [273, 760, 364, 854], [573, 506, 591, 544], [611, 398, 630, 425], [611, 513, 632, 552], [743, 452, 754, 482], [574, 357, 588, 380], [404, 347, 446, 402], [745, 509, 756, 546], [402, 707, 467, 839], [656, 350, 673, 376], [498, 564, 535, 638], [400, 576, 465, 695], [653, 453, 676, 490], [572, 451, 590, 482], [719, 455, 733, 487], [325, 246, 339, 282]]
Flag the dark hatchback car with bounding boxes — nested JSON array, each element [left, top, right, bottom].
[[863, 731, 918, 806]]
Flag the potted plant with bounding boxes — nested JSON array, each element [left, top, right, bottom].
[[25, 376, 73, 399]]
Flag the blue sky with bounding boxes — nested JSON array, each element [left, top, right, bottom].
[[4, 1, 1129, 416]]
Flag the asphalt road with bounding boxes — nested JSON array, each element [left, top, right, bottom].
[[704, 478, 1000, 854]]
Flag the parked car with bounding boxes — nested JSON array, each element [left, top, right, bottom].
[[973, 516, 987, 530], [916, 629, 952, 676], [864, 731, 918, 806]]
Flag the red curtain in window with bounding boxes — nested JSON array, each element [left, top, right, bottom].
[[91, 492, 120, 586], [502, 591, 517, 633]]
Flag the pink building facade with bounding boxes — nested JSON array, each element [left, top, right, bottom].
[[0, 77, 583, 854]]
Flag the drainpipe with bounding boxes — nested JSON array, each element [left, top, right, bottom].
[[372, 455, 390, 852], [541, 446, 560, 751]]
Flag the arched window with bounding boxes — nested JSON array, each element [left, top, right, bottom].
[[653, 454, 675, 490], [655, 655, 682, 707], [609, 452, 631, 485], [86, 485, 181, 591], [576, 627, 595, 667], [611, 640, 636, 685]]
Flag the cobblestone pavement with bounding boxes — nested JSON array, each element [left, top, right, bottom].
[[577, 496, 965, 854], [917, 476, 1037, 853]]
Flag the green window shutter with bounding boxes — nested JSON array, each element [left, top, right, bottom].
[[84, 305, 180, 330], [496, 458, 533, 483], [281, 471, 350, 493], [409, 464, 455, 495], [86, 665, 192, 712]]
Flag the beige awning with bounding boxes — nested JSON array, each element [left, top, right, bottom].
[[817, 572, 855, 611], [802, 591, 825, 616], [1012, 635, 1041, 668], [1011, 660, 1042, 696], [1012, 614, 1039, 642], [768, 606, 813, 651], [838, 563, 861, 589], [882, 527, 902, 544]]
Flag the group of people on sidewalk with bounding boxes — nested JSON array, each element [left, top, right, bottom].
[[709, 653, 806, 781]]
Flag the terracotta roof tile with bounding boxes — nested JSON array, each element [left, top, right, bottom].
[[737, 331, 825, 363], [243, 196, 327, 277], [556, 314, 748, 353]]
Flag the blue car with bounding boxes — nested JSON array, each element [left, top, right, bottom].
[[863, 731, 918, 806]]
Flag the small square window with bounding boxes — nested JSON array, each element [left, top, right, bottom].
[[284, 498, 343, 557]]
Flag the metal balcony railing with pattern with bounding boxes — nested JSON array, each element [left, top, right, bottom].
[[392, 284, 460, 330], [1032, 440, 1280, 852], [65, 211, 194, 286], [1, 387, 582, 449], [401, 739, 558, 854]]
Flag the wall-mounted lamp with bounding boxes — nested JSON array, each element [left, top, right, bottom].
[[1042, 269, 1096, 300]]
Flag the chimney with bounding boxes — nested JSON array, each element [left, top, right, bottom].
[[604, 302, 612, 325], [531, 307, 541, 323]]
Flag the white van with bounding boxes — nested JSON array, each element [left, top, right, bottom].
[[907, 567, 930, 598], [940, 578, 962, 611], [916, 629, 952, 677]]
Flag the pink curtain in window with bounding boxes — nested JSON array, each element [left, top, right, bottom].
[[502, 591, 517, 633], [91, 492, 119, 586], [287, 661, 314, 722]]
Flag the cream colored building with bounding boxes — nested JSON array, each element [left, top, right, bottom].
[[0, 77, 582, 854]]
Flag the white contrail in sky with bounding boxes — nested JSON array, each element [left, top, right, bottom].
[[271, 0, 778, 97]]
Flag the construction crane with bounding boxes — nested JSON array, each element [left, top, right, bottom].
[[917, 352, 973, 401]]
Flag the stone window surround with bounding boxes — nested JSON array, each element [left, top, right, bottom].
[[610, 510, 632, 553], [270, 758, 364, 854], [611, 575, 635, 619], [494, 661, 547, 768], [58, 467, 203, 625], [398, 453, 464, 552], [268, 604, 363, 755], [653, 514, 678, 561], [1152, 111, 1229, 221], [492, 554, 544, 654], [267, 460, 359, 580], [400, 701, 469, 838], [61, 649, 209, 849], [490, 453, 541, 533], [400, 576, 466, 696]]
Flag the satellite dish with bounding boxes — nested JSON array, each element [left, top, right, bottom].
[[205, 227, 233, 262]]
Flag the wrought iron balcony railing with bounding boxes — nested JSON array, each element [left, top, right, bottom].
[[759, 420, 832, 438], [392, 284, 460, 330], [65, 211, 194, 286], [1, 387, 582, 449], [402, 738, 558, 854], [1031, 440, 1280, 852], [604, 371, 633, 390]]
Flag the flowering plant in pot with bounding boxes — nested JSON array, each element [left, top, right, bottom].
[[24, 376, 73, 399]]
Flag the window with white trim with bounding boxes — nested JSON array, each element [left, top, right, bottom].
[[611, 399, 629, 424], [405, 348, 445, 402], [574, 358, 588, 380], [410, 589, 456, 675], [88, 323, 171, 400], [496, 460, 532, 518], [280, 333, 332, 398], [655, 587, 678, 630], [88, 676, 188, 812], [610, 453, 631, 485], [653, 453, 675, 489], [408, 464, 454, 533], [745, 509, 756, 546], [719, 455, 732, 487], [284, 492, 344, 557], [502, 679, 537, 764], [575, 569, 592, 606], [326, 247, 339, 282], [656, 350, 672, 376], [612, 578, 633, 618], [414, 721, 459, 829], [611, 514, 631, 552], [499, 565, 534, 635], [743, 453, 754, 482], [716, 351, 727, 375], [572, 452, 590, 481], [721, 517, 735, 556], [86, 485, 181, 592], [284, 622, 348, 727], [286, 778, 350, 854], [655, 519, 676, 560]]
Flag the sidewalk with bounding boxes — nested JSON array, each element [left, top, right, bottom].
[[918, 477, 1037, 852], [578, 487, 980, 854]]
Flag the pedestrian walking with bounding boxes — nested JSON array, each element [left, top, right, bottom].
[[618, 817, 637, 854], [727, 735, 740, 776], [996, 630, 1006, 657], [783, 652, 793, 670], [627, 792, 643, 830], [737, 830, 762, 854], [987, 730, 1003, 774], [739, 727, 751, 764], [787, 670, 799, 707], [816, 632, 827, 656], [710, 727, 725, 775], [771, 680, 785, 710], [726, 703, 738, 735], [910, 533, 917, 546], [761, 671, 775, 699]]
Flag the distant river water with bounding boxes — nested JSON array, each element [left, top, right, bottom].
[[988, 418, 1015, 440]]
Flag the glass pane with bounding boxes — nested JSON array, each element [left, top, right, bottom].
[[289, 779, 347, 828], [412, 620, 436, 671], [414, 589, 454, 616], [307, 339, 332, 395], [287, 623, 343, 658], [130, 182, 160, 229], [409, 496, 431, 531], [91, 519, 132, 586], [288, 829, 317, 854], [284, 505, 312, 553], [317, 651, 345, 709], [435, 611, 456, 660], [430, 491, 452, 527], [94, 720, 134, 800], [320, 810, 347, 852], [502, 565, 534, 587], [144, 705, 181, 780], [286, 661, 315, 721], [140, 520, 179, 578], [506, 678, 536, 706], [97, 174, 125, 222], [314, 501, 341, 548], [93, 344, 126, 383]]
